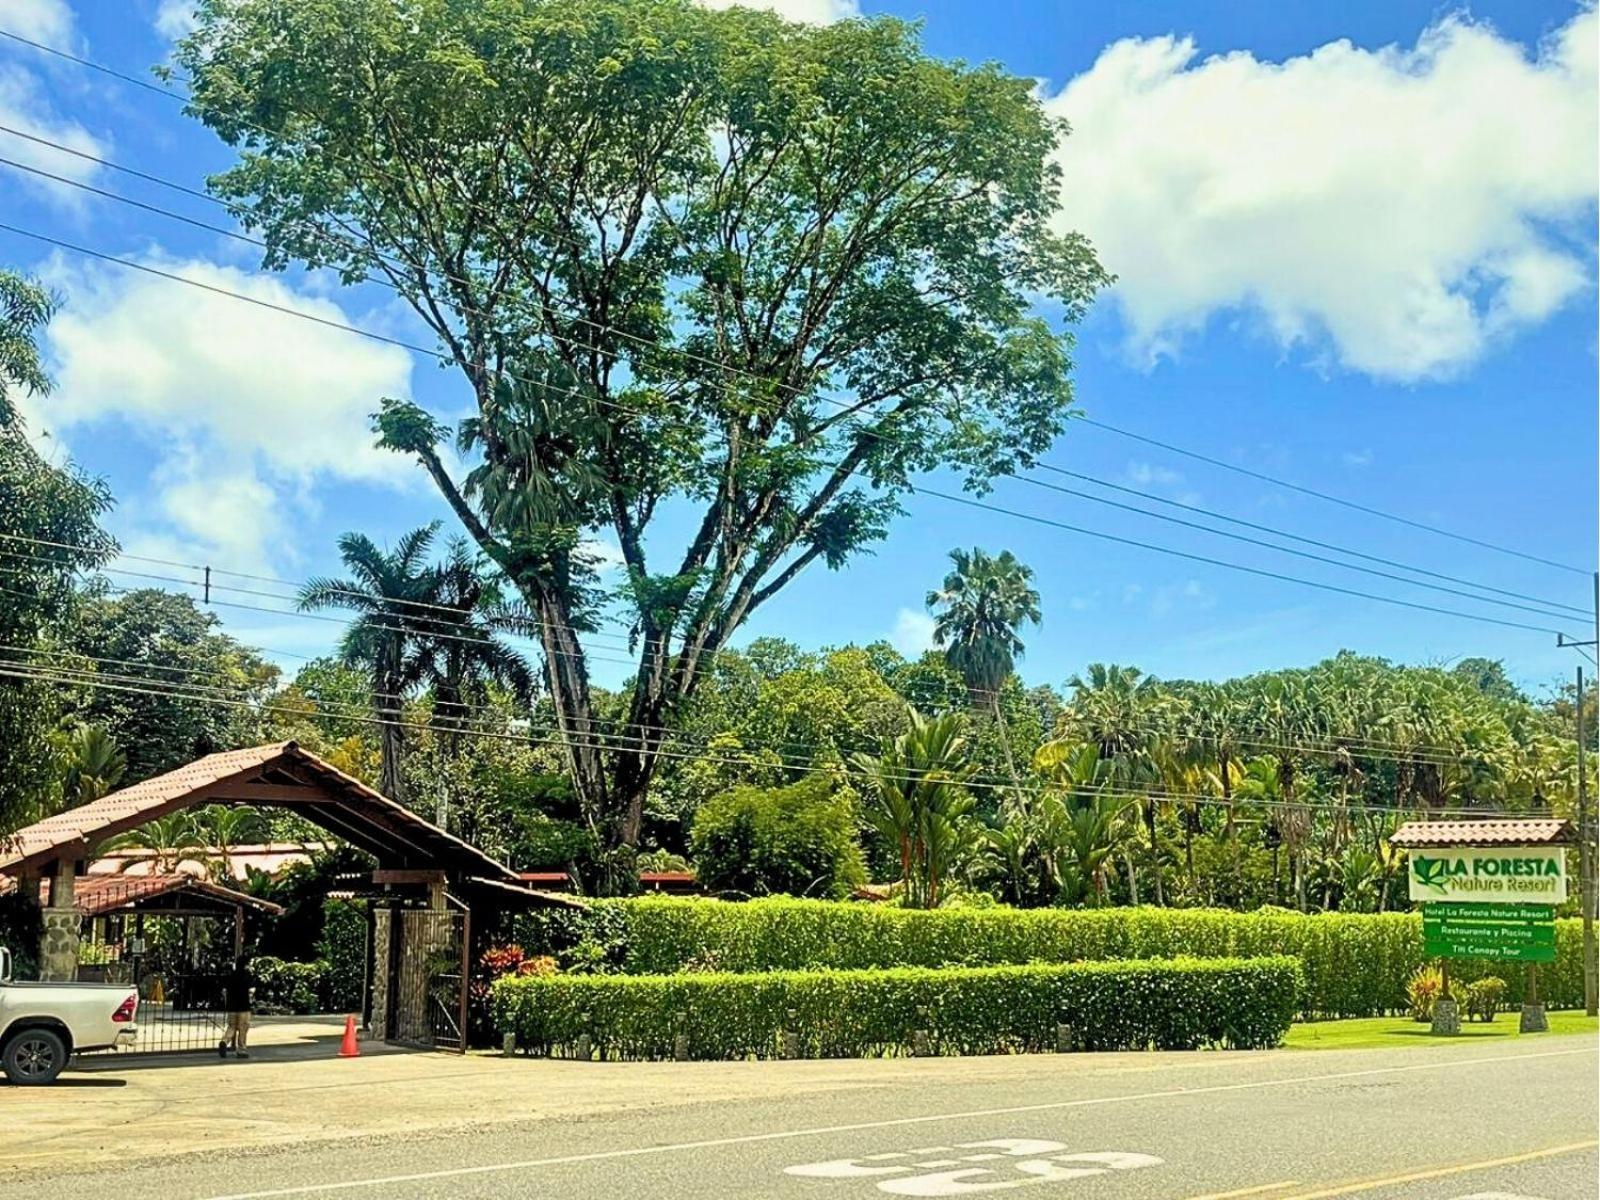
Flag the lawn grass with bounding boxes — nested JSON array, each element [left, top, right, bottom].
[[1285, 1008, 1599, 1050]]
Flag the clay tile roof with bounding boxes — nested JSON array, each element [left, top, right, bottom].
[[1389, 819, 1575, 848], [0, 743, 296, 870], [0, 742, 525, 889], [64, 874, 286, 917]]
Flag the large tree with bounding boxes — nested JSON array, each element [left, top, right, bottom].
[[177, 0, 1108, 885], [0, 270, 115, 829]]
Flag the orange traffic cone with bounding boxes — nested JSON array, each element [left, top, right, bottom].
[[338, 1014, 360, 1058]]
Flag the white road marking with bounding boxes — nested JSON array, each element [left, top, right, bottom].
[[877, 1150, 1163, 1196], [194, 1046, 1596, 1200], [1451, 1194, 1550, 1199]]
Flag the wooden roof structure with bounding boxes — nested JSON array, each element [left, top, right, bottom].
[[1389, 818, 1576, 848], [0, 742, 579, 909]]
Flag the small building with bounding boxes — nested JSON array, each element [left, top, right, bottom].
[[0, 741, 579, 1051]]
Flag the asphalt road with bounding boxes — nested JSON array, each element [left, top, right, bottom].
[[2, 1041, 1594, 1200]]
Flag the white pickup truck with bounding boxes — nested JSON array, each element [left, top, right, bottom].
[[0, 946, 139, 1084]]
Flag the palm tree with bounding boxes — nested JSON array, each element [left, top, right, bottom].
[[1063, 663, 1170, 903], [1034, 740, 1130, 905], [299, 525, 444, 803], [194, 805, 268, 880], [926, 548, 1041, 789], [61, 725, 125, 807], [101, 811, 203, 874], [420, 539, 535, 764], [852, 709, 979, 909]]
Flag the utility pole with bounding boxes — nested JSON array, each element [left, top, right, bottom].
[[1553, 570, 1597, 1017]]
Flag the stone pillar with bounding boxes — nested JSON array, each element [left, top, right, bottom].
[[369, 905, 393, 1038], [39, 908, 81, 982], [38, 859, 81, 982]]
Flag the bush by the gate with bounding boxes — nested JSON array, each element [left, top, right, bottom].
[[517, 898, 1584, 1018], [492, 956, 1302, 1059], [251, 956, 327, 1014]]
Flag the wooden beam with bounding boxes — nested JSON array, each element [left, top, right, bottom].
[[372, 869, 447, 885]]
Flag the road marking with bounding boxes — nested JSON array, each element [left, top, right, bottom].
[[876, 1150, 1162, 1196], [1275, 1142, 1598, 1200], [1181, 1184, 1300, 1200], [194, 1046, 1596, 1200]]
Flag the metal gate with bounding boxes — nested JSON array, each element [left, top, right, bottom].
[[387, 906, 469, 1051]]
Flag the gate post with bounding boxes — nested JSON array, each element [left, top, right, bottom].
[[38, 858, 81, 982], [370, 904, 394, 1037]]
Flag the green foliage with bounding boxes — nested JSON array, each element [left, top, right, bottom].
[[0, 891, 42, 979], [316, 900, 369, 1014], [493, 956, 1302, 1059], [583, 897, 1587, 1018], [250, 847, 377, 961], [1406, 964, 1445, 1021], [62, 590, 277, 782], [689, 775, 866, 900], [853, 710, 979, 908], [251, 956, 328, 1015], [1461, 975, 1506, 1023], [178, 0, 1109, 872]]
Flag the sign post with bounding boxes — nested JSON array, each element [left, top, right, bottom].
[[1404, 843, 1568, 1035]]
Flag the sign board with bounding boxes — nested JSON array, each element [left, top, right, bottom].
[[1422, 903, 1556, 962], [1407, 846, 1567, 905]]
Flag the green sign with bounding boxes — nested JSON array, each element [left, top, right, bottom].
[[1408, 846, 1568, 904], [1422, 902, 1556, 962]]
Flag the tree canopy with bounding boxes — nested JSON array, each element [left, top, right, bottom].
[[176, 0, 1110, 884]]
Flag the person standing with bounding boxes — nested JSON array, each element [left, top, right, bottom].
[[220, 955, 253, 1059]]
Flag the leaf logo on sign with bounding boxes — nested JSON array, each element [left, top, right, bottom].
[[1411, 856, 1451, 894]]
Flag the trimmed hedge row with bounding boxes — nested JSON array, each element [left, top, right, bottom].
[[526, 899, 1584, 1018], [492, 956, 1303, 1059]]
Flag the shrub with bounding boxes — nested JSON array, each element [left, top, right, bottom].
[[550, 898, 1585, 1018], [316, 899, 368, 1014], [251, 956, 328, 1014], [492, 956, 1302, 1059], [1406, 965, 1444, 1022], [1462, 976, 1506, 1023], [690, 775, 867, 900]]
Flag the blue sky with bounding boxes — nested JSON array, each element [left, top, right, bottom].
[[1, 0, 1595, 699]]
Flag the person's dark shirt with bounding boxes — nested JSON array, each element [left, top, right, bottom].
[[224, 965, 252, 1012]]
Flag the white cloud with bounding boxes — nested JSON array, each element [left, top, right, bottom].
[[1341, 448, 1375, 468], [1048, 8, 1599, 381], [153, 1, 199, 40], [698, 0, 857, 23], [0, 1, 104, 205], [1125, 461, 1182, 488], [7, 0, 74, 43], [36, 253, 416, 569], [579, 536, 628, 577], [890, 607, 937, 657]]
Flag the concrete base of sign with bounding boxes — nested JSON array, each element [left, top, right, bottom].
[[1430, 997, 1461, 1036], [1518, 1003, 1548, 1033]]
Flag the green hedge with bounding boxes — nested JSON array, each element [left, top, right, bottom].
[[251, 956, 328, 1014], [493, 956, 1302, 1059], [526, 899, 1584, 1018]]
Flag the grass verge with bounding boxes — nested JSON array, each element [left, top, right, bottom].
[[1286, 1008, 1598, 1050]]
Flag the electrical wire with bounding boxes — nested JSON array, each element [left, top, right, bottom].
[[0, 659, 1555, 820], [3, 25, 1587, 588], [1078, 417, 1590, 577]]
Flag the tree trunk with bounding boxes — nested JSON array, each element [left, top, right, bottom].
[[1146, 800, 1164, 907], [1123, 848, 1139, 906]]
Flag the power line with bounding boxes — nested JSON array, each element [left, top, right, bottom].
[[0, 631, 1550, 774], [1079, 417, 1590, 577], [0, 659, 1549, 819], [1010, 470, 1588, 623], [2, 219, 1586, 646], [6, 23, 1586, 592], [916, 482, 1573, 637], [1034, 462, 1593, 618]]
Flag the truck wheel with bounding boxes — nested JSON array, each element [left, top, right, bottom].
[[3, 1027, 68, 1085]]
